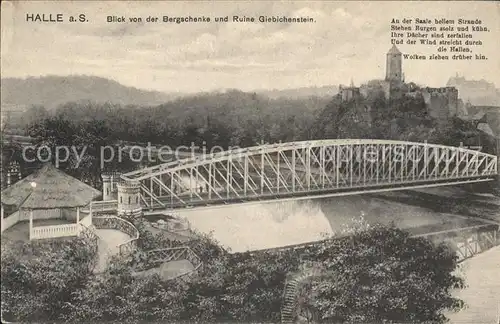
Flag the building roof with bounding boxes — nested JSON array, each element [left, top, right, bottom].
[[387, 44, 401, 55], [477, 123, 495, 137], [472, 111, 486, 121], [1, 164, 101, 209]]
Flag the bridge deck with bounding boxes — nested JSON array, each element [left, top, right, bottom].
[[145, 175, 495, 210]]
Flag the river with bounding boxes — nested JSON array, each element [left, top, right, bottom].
[[177, 186, 499, 252], [445, 246, 500, 323], [175, 185, 499, 321]]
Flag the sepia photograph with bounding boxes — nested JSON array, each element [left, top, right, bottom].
[[1, 1, 499, 323]]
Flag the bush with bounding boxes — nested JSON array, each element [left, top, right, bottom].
[[1, 237, 98, 322], [1, 222, 464, 323], [299, 224, 465, 323]]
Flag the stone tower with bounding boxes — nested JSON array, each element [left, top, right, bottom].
[[385, 44, 402, 82], [117, 181, 142, 217]]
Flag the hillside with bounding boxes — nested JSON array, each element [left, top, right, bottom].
[[0, 75, 179, 109], [257, 85, 338, 99], [1, 76, 339, 111]]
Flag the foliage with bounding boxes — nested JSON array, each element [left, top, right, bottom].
[[0, 237, 97, 322], [126, 217, 227, 271], [175, 223, 464, 323], [26, 114, 135, 186], [2, 92, 328, 186], [6, 88, 495, 190], [12, 92, 326, 150], [299, 225, 465, 323], [311, 90, 492, 158], [1, 221, 465, 323], [1, 90, 475, 322], [62, 258, 188, 323]]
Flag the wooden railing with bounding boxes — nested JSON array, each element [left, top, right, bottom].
[[413, 223, 499, 239], [416, 223, 499, 262], [151, 218, 191, 233], [134, 246, 202, 281], [83, 200, 118, 214], [93, 216, 139, 256], [91, 215, 202, 280], [1, 211, 20, 232], [31, 224, 79, 240]]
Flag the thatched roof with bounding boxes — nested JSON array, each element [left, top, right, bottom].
[[1, 164, 101, 209]]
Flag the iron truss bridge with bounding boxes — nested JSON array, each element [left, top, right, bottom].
[[121, 139, 498, 210]]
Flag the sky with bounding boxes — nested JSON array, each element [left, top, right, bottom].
[[1, 1, 499, 93]]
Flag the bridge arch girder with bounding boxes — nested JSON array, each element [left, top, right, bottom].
[[121, 140, 498, 210]]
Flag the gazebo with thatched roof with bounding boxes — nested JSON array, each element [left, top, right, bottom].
[[1, 163, 101, 240]]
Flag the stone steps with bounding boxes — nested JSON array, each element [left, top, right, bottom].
[[281, 267, 322, 323]]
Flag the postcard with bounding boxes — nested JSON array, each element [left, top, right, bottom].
[[1, 1, 499, 323]]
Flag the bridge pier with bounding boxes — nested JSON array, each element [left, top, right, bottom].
[[117, 181, 142, 218]]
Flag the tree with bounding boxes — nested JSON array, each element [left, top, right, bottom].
[[27, 114, 135, 185], [2, 220, 465, 323], [1, 236, 98, 322], [62, 258, 187, 323], [299, 224, 465, 323], [312, 97, 346, 139]]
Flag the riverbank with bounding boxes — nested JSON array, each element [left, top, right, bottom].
[[319, 185, 499, 236]]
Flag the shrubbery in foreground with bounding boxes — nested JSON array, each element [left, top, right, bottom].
[[1, 223, 464, 323]]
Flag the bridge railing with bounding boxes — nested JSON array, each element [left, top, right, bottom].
[[93, 215, 140, 256], [412, 223, 498, 238], [122, 139, 498, 182]]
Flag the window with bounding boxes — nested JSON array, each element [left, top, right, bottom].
[[135, 196, 138, 203], [128, 196, 131, 204], [120, 197, 122, 203]]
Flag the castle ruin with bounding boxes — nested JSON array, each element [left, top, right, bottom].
[[340, 44, 461, 123]]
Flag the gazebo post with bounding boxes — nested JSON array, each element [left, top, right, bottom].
[[89, 202, 93, 225], [1, 204, 4, 232], [76, 207, 80, 235], [29, 209, 33, 240]]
